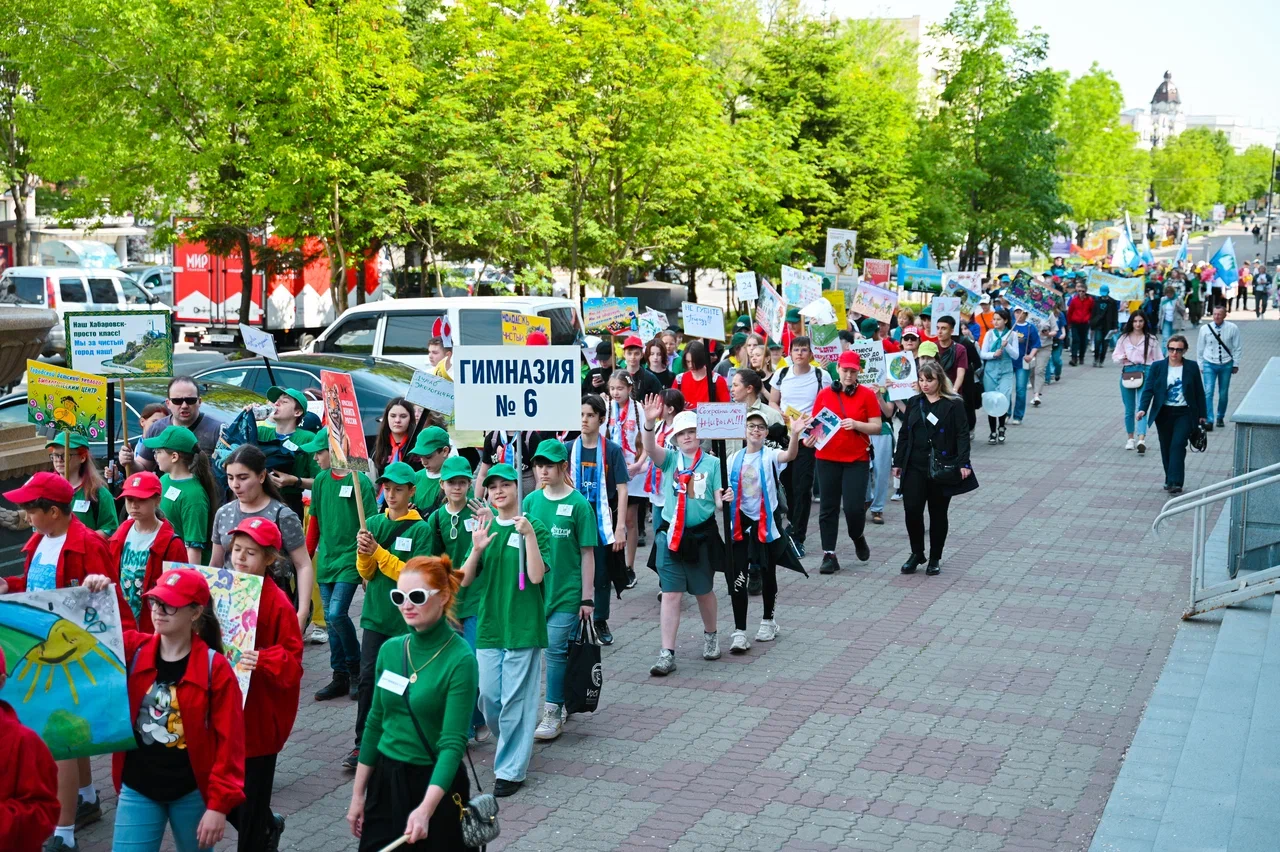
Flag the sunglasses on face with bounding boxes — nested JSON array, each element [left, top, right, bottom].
[[169, 397, 200, 406], [1167, 346, 1186, 352], [390, 588, 441, 607]]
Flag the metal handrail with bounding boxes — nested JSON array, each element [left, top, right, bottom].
[[1153, 470, 1280, 535], [1160, 460, 1280, 512]]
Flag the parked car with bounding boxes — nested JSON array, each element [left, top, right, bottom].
[[307, 296, 584, 372], [194, 353, 417, 444], [0, 266, 172, 355], [0, 377, 267, 461]]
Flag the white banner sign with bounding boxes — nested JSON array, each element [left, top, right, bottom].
[[682, 302, 725, 341], [453, 346, 581, 431], [885, 351, 919, 401], [852, 338, 886, 386], [930, 297, 961, 337], [64, 310, 173, 377], [695, 402, 747, 440], [780, 265, 823, 308], [406, 370, 455, 415], [638, 309, 669, 342], [734, 271, 759, 303], [239, 323, 278, 360], [824, 228, 859, 275]]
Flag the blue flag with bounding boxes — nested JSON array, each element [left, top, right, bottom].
[[1173, 232, 1188, 265], [1210, 238, 1238, 287], [1115, 213, 1143, 271]]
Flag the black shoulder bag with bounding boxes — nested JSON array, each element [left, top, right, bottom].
[[399, 637, 499, 849], [920, 400, 963, 486]]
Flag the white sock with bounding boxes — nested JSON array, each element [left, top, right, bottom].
[[54, 825, 75, 844], [78, 785, 97, 805]]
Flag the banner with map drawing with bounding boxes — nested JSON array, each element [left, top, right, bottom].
[[0, 586, 134, 759], [169, 562, 264, 706], [65, 310, 173, 377]]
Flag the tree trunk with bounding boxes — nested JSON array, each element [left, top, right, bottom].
[[355, 259, 366, 306], [12, 185, 29, 266], [997, 244, 1012, 268], [237, 231, 254, 327], [329, 184, 349, 315], [962, 231, 980, 273], [687, 266, 698, 304]]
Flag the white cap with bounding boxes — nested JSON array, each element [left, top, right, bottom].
[[672, 411, 698, 435], [978, 294, 992, 304]]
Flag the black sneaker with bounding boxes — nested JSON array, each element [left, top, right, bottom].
[[988, 432, 997, 445], [348, 671, 361, 700], [747, 564, 763, 596], [1204, 422, 1214, 433], [794, 540, 806, 558], [1215, 418, 1225, 428], [341, 747, 360, 770], [493, 778, 523, 797], [266, 813, 286, 852], [926, 559, 941, 576], [854, 536, 870, 562], [638, 530, 647, 547], [901, 553, 926, 574], [624, 568, 638, 590], [43, 839, 76, 852], [75, 794, 102, 827], [819, 553, 839, 574], [595, 620, 614, 646], [315, 672, 350, 701]]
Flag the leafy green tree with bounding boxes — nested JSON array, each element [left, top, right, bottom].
[[1152, 129, 1220, 215], [1056, 65, 1149, 227], [1232, 145, 1276, 204], [0, 0, 41, 266]]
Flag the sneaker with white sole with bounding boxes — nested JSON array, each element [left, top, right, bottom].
[[305, 623, 329, 645], [703, 631, 721, 660], [650, 649, 677, 676], [730, 630, 750, 653], [533, 702, 563, 741], [1009, 418, 1022, 425], [755, 619, 780, 642], [1137, 438, 1146, 455], [1125, 438, 1135, 450]]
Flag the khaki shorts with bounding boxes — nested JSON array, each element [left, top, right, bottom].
[[655, 531, 715, 596]]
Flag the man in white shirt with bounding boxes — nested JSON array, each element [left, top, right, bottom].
[[1196, 304, 1242, 430], [767, 336, 827, 553]]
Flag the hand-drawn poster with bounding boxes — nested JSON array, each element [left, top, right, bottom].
[[26, 360, 109, 440], [175, 562, 263, 706], [0, 586, 135, 759], [583, 298, 639, 335], [321, 370, 370, 473], [780, 265, 823, 308], [65, 310, 173, 377], [809, 324, 841, 363], [1004, 278, 1062, 322], [898, 265, 943, 295], [804, 409, 842, 450], [885, 351, 919, 401], [852, 338, 886, 387], [755, 280, 786, 344], [942, 272, 984, 310], [1085, 269, 1143, 303], [734, 271, 759, 303], [824, 228, 859, 276], [500, 312, 551, 346], [850, 282, 899, 325], [821, 290, 847, 330], [863, 258, 891, 286], [930, 297, 962, 337], [637, 309, 669, 342]]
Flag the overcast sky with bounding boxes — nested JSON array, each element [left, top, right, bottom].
[[823, 0, 1280, 133]]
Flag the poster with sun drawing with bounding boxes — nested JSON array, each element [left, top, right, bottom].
[[0, 586, 135, 759], [169, 562, 262, 705]]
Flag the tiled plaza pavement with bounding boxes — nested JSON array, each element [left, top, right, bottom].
[[76, 315, 1279, 852]]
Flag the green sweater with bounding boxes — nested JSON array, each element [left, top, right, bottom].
[[73, 484, 118, 535], [359, 618, 478, 790], [310, 469, 377, 584]]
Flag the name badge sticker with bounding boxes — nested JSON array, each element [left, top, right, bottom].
[[507, 533, 522, 548], [394, 536, 413, 551], [165, 487, 182, 501], [377, 670, 409, 696], [73, 500, 91, 513], [556, 503, 574, 516], [464, 518, 478, 532], [926, 412, 939, 426], [339, 485, 354, 498], [283, 439, 299, 452]]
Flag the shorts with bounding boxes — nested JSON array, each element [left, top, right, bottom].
[[627, 495, 650, 508], [655, 531, 715, 596]]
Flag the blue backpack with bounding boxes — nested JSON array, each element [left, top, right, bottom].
[[211, 409, 259, 498]]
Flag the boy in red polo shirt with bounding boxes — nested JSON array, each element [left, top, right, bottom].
[[0, 648, 60, 852], [0, 471, 123, 850]]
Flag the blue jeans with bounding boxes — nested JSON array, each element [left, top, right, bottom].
[[477, 647, 543, 782], [544, 611, 580, 706], [112, 785, 209, 852], [456, 615, 486, 734], [1161, 319, 1174, 347], [1202, 360, 1233, 420], [1119, 373, 1148, 437], [1044, 346, 1063, 383], [318, 581, 360, 674], [1012, 365, 1031, 419]]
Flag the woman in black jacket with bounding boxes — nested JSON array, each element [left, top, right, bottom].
[[892, 361, 974, 576]]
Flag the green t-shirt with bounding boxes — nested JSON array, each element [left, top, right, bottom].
[[658, 450, 721, 528], [472, 517, 550, 650], [73, 484, 118, 535], [425, 503, 476, 620], [310, 469, 377, 584], [160, 475, 211, 561], [362, 511, 431, 637], [413, 469, 445, 516], [522, 489, 598, 617], [257, 425, 316, 499]]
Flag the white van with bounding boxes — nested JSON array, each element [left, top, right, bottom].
[[309, 296, 584, 371], [0, 266, 170, 355]]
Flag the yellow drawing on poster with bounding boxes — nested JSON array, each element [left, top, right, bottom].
[[26, 360, 109, 439], [501, 312, 551, 346]]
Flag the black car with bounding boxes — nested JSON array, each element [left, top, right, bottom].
[[194, 353, 418, 444], [0, 377, 268, 461]]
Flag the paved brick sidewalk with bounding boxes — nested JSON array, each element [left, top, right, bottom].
[[75, 316, 1279, 852]]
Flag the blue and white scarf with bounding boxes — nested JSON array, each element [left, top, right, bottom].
[[727, 447, 782, 543], [570, 437, 614, 546]]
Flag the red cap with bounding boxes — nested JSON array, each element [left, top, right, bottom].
[[229, 517, 283, 550], [622, 335, 644, 350], [120, 471, 162, 499], [526, 331, 549, 346], [4, 471, 74, 505], [901, 326, 921, 338], [837, 351, 862, 370], [144, 568, 211, 608]]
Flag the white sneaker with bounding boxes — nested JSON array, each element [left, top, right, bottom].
[[1125, 438, 1135, 451], [703, 631, 722, 660], [533, 702, 563, 741], [305, 623, 329, 645], [730, 630, 750, 654], [755, 619, 780, 642], [1009, 418, 1022, 425]]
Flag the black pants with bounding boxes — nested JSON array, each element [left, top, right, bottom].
[[360, 756, 470, 852], [356, 628, 395, 746], [1235, 287, 1249, 311], [1069, 323, 1090, 361], [228, 753, 278, 852], [987, 414, 1007, 433], [729, 515, 778, 632], [815, 459, 870, 552], [782, 444, 816, 544], [1155, 407, 1195, 488], [901, 467, 953, 561]]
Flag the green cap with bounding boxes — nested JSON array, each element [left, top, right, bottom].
[[785, 308, 802, 323], [918, 304, 932, 317], [440, 455, 473, 481], [531, 439, 568, 464], [734, 314, 752, 330], [483, 462, 519, 486], [47, 433, 90, 451], [411, 425, 450, 457], [859, 317, 880, 337], [728, 332, 748, 351], [299, 427, 329, 453], [376, 461, 418, 486], [140, 425, 198, 454], [267, 386, 309, 412]]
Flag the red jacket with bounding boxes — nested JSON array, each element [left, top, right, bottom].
[[108, 519, 188, 633], [0, 700, 59, 852], [6, 517, 135, 630], [243, 576, 303, 757], [1066, 293, 1095, 324], [112, 631, 245, 815]]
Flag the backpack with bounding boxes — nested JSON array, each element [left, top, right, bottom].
[[211, 409, 258, 500], [774, 365, 826, 395]]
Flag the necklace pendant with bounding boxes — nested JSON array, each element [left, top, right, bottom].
[[408, 672, 417, 683]]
